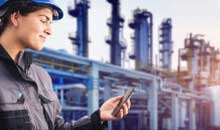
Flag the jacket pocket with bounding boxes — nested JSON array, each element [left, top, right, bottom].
[[0, 88, 25, 111], [0, 88, 32, 130], [39, 94, 59, 130], [0, 109, 32, 130]]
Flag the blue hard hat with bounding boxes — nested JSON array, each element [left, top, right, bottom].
[[0, 0, 63, 20]]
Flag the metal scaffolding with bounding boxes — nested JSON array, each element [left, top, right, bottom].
[[28, 46, 211, 130]]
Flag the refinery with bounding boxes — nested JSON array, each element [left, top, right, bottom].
[[28, 0, 220, 130]]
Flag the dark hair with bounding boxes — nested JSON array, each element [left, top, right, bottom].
[[0, 1, 50, 35]]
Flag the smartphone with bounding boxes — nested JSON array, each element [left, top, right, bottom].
[[111, 87, 135, 116]]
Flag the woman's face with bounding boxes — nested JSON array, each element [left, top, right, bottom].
[[15, 8, 53, 50]]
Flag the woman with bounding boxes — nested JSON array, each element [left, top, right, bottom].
[[0, 0, 131, 130]]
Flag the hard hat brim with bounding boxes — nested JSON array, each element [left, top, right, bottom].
[[42, 3, 63, 20], [0, 0, 64, 20], [32, 0, 64, 20]]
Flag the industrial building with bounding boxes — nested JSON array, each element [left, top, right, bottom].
[[27, 0, 220, 130]]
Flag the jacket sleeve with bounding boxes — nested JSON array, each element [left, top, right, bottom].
[[54, 109, 108, 130]]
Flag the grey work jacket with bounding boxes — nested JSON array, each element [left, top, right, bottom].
[[0, 44, 106, 130]]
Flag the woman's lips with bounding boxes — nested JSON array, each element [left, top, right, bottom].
[[40, 35, 46, 42]]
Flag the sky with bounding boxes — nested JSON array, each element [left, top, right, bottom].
[[45, 0, 220, 70]]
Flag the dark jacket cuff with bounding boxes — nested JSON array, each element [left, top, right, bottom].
[[91, 109, 108, 130]]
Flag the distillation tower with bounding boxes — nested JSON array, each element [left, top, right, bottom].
[[106, 0, 127, 66], [159, 18, 173, 72], [69, 0, 90, 57], [129, 9, 153, 71]]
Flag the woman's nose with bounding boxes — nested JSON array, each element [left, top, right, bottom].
[[45, 25, 52, 36]]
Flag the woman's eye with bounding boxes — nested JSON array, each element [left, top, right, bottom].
[[39, 16, 52, 25], [40, 19, 47, 23]]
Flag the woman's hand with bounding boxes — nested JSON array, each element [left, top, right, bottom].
[[99, 96, 131, 121]]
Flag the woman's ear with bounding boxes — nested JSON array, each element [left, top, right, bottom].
[[9, 12, 20, 27]]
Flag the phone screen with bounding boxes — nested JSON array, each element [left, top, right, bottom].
[[111, 87, 135, 116]]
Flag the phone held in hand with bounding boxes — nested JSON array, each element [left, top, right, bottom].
[[111, 87, 135, 116]]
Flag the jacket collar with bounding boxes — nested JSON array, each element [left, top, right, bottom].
[[0, 44, 14, 62], [0, 44, 32, 72]]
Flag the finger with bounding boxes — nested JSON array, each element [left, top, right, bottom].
[[116, 109, 123, 119], [111, 96, 123, 103], [119, 109, 124, 119], [126, 99, 131, 109], [122, 103, 128, 115]]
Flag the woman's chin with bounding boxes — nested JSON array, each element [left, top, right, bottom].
[[29, 45, 44, 51]]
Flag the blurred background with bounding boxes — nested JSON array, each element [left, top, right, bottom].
[[30, 0, 220, 130]]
